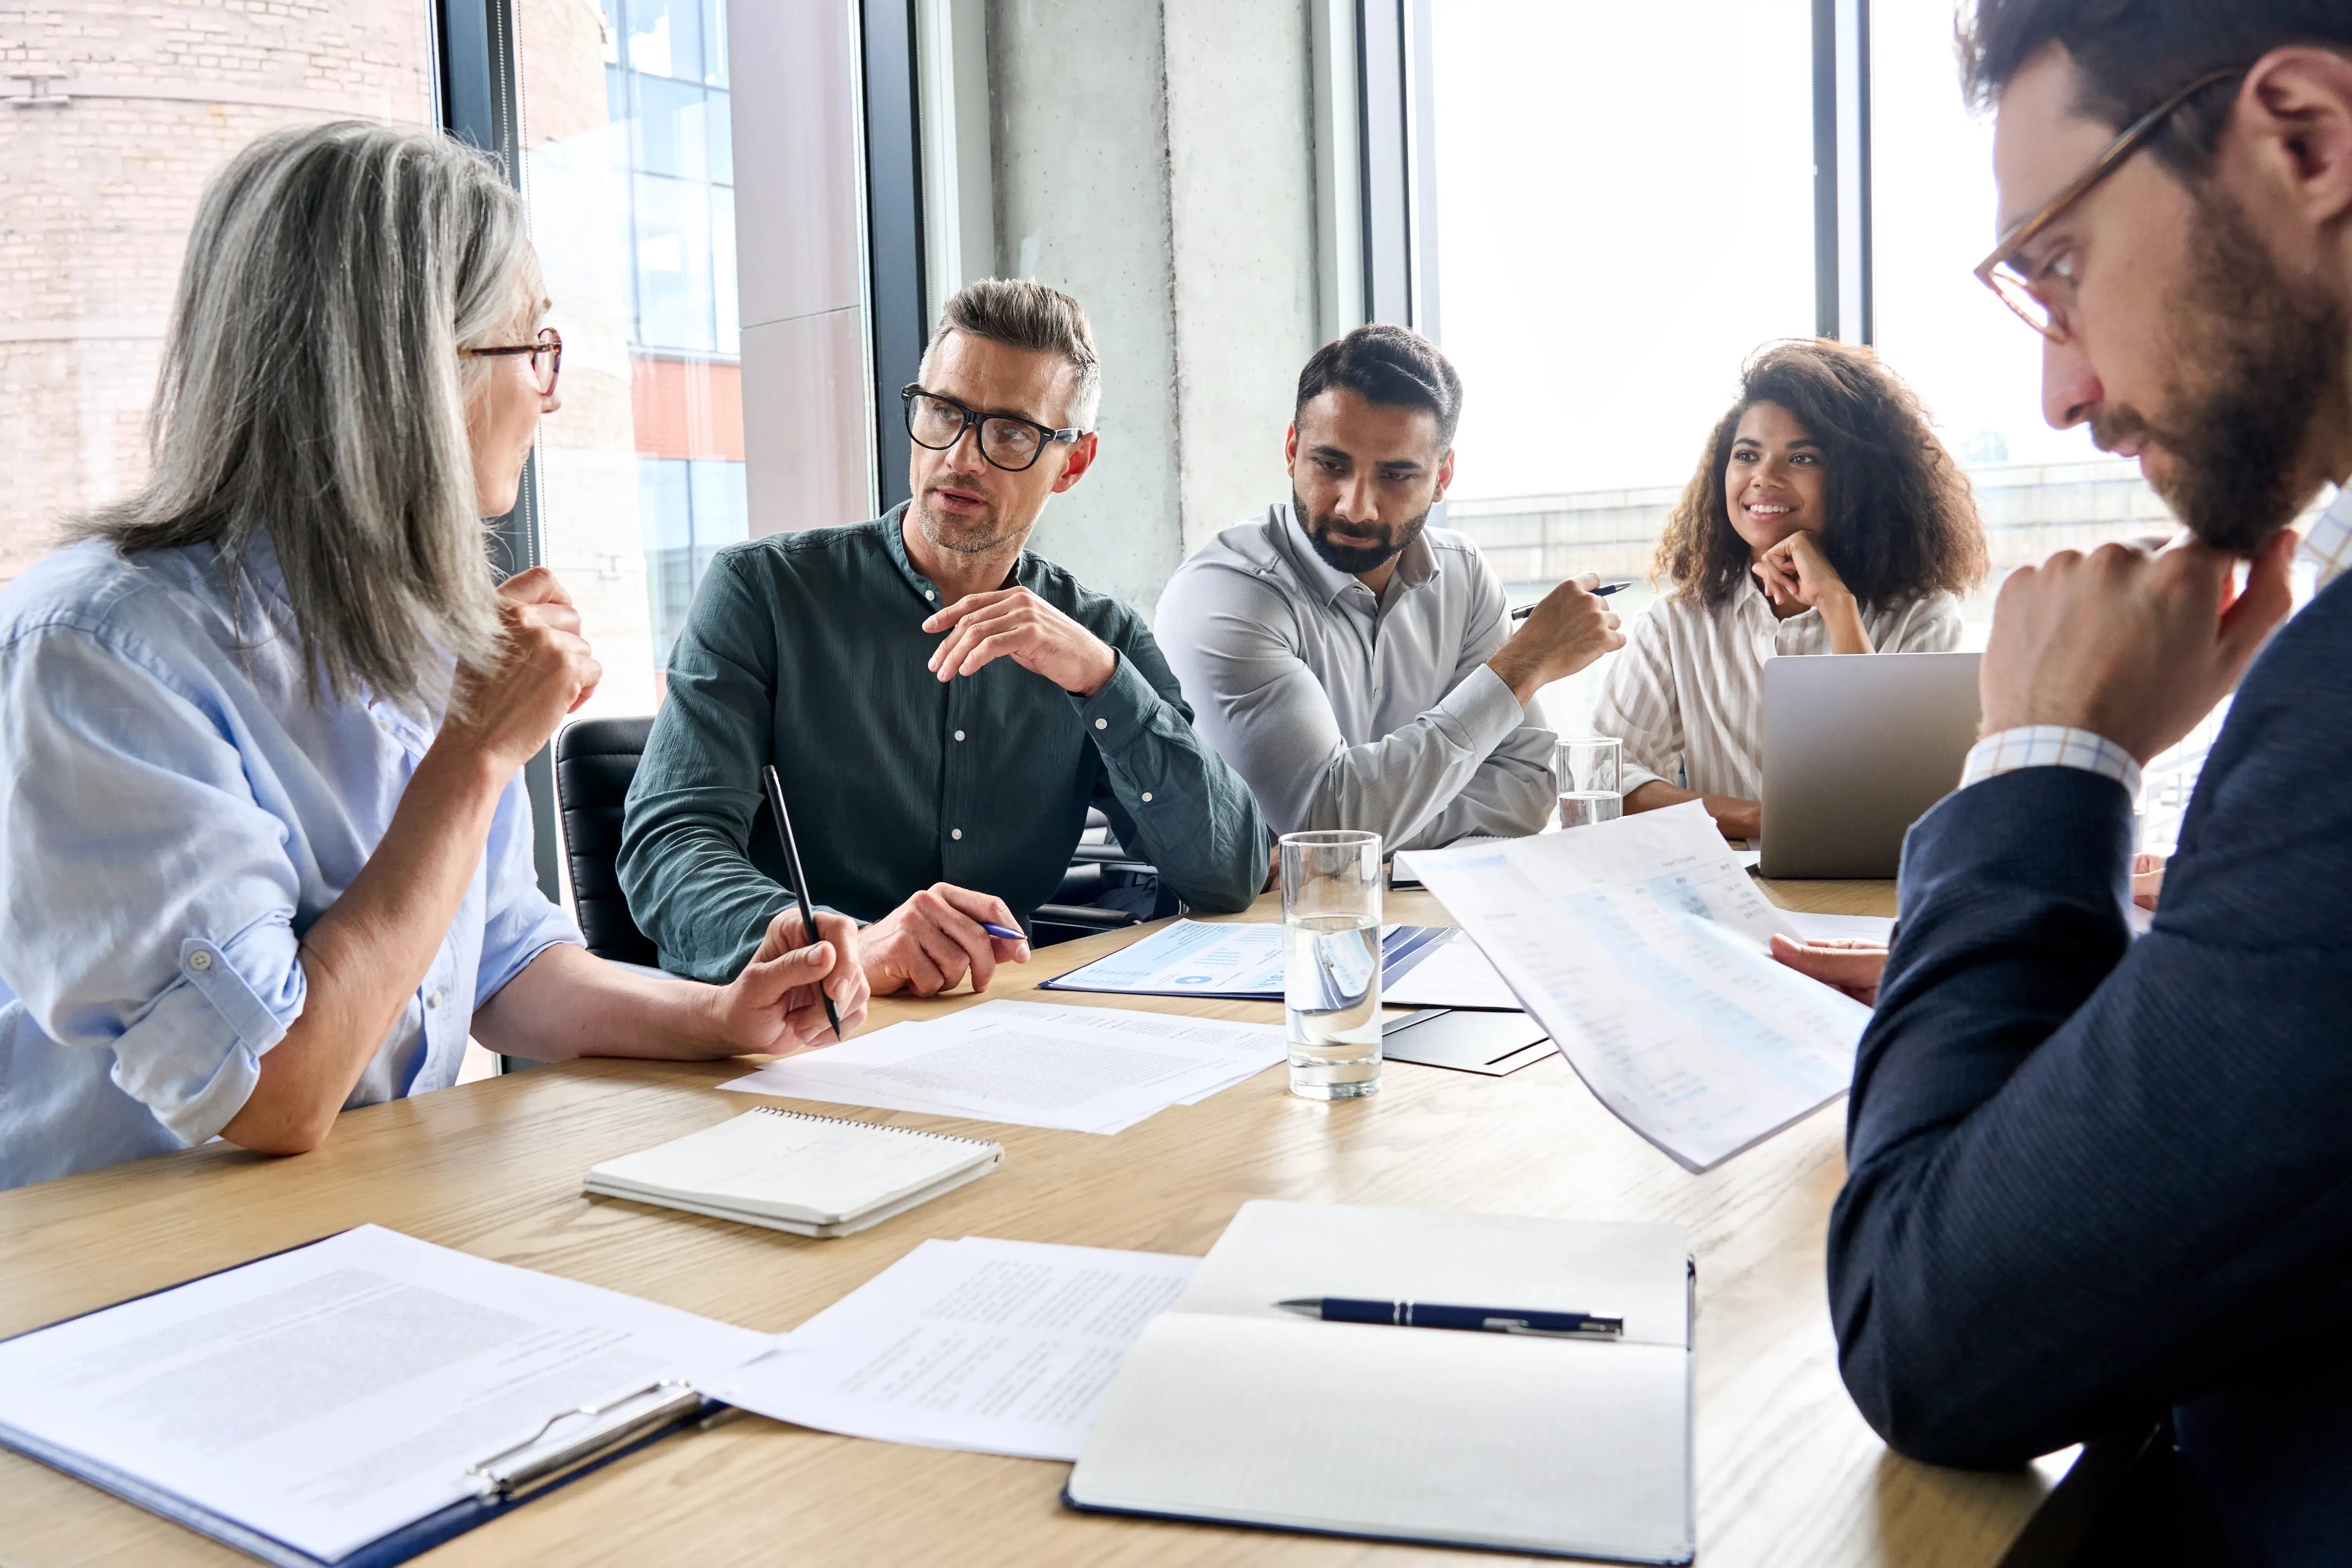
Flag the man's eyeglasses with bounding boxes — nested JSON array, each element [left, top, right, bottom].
[[460, 326, 563, 395], [901, 385, 1084, 473], [1974, 68, 2241, 343]]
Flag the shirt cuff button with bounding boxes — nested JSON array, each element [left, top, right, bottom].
[[1141, 791, 1153, 803], [1094, 717, 1107, 730]]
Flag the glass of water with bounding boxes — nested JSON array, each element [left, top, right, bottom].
[[1279, 829, 1383, 1100], [1555, 736, 1623, 828]]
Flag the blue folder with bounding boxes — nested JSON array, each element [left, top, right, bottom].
[[0, 1232, 725, 1568]]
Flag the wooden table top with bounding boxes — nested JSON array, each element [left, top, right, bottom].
[[0, 875, 2071, 1567]]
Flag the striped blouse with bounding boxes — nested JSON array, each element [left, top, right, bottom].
[[1590, 580, 1964, 801]]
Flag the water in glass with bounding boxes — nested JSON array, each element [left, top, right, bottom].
[[1557, 790, 1624, 829], [1284, 914, 1383, 1099]]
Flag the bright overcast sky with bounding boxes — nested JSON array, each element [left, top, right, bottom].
[[1430, 0, 2116, 502]]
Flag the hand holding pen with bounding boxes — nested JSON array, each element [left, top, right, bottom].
[[1509, 580, 1630, 621], [1487, 574, 1628, 704]]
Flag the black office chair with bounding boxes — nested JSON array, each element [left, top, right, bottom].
[[1030, 810, 1172, 947], [553, 717, 661, 967]]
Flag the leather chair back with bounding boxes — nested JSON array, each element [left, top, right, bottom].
[[553, 718, 660, 967]]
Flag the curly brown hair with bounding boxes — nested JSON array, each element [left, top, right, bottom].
[[1654, 340, 1989, 612]]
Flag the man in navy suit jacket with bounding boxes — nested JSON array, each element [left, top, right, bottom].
[[1774, 3, 2352, 1560]]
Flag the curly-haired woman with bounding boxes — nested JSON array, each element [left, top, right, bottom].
[[1592, 339, 1991, 841]]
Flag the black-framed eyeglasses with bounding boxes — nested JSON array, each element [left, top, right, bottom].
[[901, 385, 1084, 472], [1974, 67, 2243, 343], [461, 326, 563, 394]]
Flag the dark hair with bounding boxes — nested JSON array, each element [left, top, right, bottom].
[[1961, 1, 2352, 177], [1294, 324, 1463, 447], [1655, 341, 1989, 613], [928, 277, 1102, 426]]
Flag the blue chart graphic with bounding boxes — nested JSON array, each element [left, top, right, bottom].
[[1560, 890, 1849, 1103]]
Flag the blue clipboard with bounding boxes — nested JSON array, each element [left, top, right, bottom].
[[0, 1231, 726, 1568]]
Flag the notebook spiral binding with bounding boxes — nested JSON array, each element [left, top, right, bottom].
[[747, 1105, 997, 1149]]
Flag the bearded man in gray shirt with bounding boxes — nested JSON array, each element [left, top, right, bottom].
[[1156, 325, 1623, 852]]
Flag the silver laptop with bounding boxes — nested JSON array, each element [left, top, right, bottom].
[[1758, 652, 1981, 879]]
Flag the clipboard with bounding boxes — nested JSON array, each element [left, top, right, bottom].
[[0, 1231, 737, 1568]]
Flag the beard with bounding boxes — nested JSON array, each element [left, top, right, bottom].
[[915, 480, 1020, 556], [1296, 488, 1432, 576], [2092, 185, 2347, 554]]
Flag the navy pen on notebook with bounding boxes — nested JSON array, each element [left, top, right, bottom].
[[760, 764, 843, 1041], [1510, 581, 1628, 621], [1277, 1297, 1624, 1340]]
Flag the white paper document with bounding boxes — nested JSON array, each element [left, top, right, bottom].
[[722, 1000, 1287, 1134], [1377, 927, 1522, 1011], [1038, 919, 1447, 1001], [1784, 911, 1896, 946], [1406, 801, 1872, 1171], [711, 1237, 1196, 1461], [0, 1226, 776, 1564]]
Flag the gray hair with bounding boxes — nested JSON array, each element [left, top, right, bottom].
[[67, 120, 532, 712], [924, 278, 1102, 430]]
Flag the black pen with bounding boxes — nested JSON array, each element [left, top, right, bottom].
[[760, 764, 843, 1041], [1277, 1296, 1623, 1339], [1511, 581, 1628, 621]]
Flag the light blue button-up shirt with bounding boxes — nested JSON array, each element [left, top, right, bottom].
[[0, 537, 581, 1190]]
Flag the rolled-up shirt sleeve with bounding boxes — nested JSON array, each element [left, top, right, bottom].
[[0, 624, 310, 1147], [474, 768, 583, 1008]]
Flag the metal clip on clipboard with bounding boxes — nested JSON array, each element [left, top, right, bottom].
[[464, 1379, 706, 1501]]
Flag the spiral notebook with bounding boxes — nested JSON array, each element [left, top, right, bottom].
[[584, 1108, 1004, 1238]]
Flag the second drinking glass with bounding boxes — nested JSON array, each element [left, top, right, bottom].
[[1555, 736, 1624, 828]]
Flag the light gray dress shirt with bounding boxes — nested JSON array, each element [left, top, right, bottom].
[[1154, 503, 1555, 852]]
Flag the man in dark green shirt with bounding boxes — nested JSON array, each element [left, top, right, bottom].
[[619, 279, 1267, 997]]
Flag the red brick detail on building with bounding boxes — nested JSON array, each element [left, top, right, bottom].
[[630, 356, 745, 461]]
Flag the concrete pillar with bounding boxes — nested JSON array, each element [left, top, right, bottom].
[[984, 0, 1319, 614]]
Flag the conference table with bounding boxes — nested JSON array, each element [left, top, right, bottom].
[[0, 874, 2084, 1567]]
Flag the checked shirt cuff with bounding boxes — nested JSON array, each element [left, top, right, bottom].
[[1959, 726, 2142, 802]]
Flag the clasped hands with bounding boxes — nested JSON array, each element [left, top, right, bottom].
[[924, 586, 1116, 697]]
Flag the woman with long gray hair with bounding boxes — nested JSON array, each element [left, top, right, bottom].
[[0, 121, 867, 1189]]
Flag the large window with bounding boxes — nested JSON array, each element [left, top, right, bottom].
[[1428, 0, 1818, 733], [0, 4, 437, 596], [518, 0, 747, 714]]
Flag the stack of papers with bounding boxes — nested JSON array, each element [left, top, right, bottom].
[[711, 1237, 1197, 1461], [1377, 928, 1521, 1011], [721, 1000, 1287, 1134], [1406, 802, 1873, 1171]]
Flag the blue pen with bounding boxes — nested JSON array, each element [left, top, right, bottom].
[[982, 922, 1026, 942], [1277, 1297, 1622, 1340]]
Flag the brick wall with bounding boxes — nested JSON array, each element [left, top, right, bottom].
[[0, 1, 435, 590]]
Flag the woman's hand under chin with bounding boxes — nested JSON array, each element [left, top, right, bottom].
[[1753, 530, 1851, 611], [1753, 533, 1875, 654]]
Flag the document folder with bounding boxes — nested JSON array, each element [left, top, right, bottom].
[[0, 1226, 770, 1567]]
